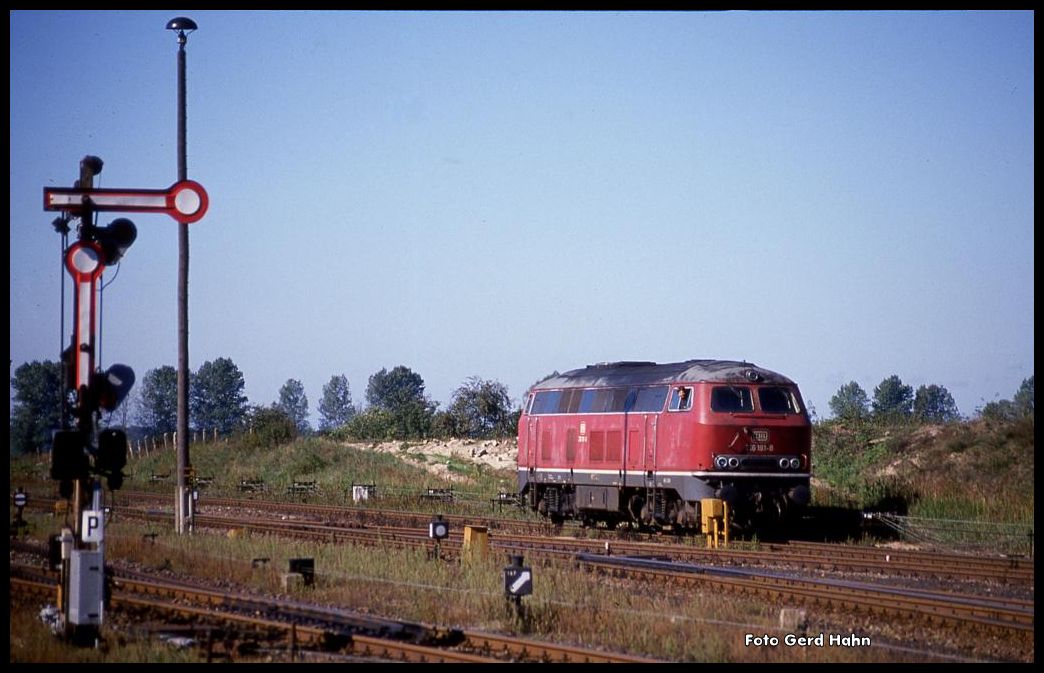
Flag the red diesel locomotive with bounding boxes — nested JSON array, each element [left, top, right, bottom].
[[517, 360, 811, 529]]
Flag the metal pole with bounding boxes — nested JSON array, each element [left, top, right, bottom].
[[172, 22, 193, 535]]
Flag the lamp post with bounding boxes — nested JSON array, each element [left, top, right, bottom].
[[166, 16, 196, 535]]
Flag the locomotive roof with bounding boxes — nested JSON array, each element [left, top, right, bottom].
[[530, 360, 796, 391]]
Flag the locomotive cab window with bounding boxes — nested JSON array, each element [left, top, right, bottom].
[[710, 386, 754, 413], [668, 387, 693, 412], [758, 386, 801, 414]]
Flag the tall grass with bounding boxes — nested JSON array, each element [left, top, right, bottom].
[[812, 417, 1034, 525]]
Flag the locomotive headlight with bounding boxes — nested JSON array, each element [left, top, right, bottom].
[[715, 456, 728, 470], [727, 457, 740, 469], [789, 457, 801, 470], [779, 457, 790, 470]]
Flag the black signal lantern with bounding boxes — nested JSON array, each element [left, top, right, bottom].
[[96, 428, 128, 491], [51, 430, 89, 483], [82, 218, 137, 266], [88, 364, 136, 413]]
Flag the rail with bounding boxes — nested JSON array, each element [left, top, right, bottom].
[[866, 513, 1034, 557]]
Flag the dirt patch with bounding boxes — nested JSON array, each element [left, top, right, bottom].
[[364, 438, 518, 483]]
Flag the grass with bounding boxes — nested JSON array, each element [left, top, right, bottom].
[[113, 435, 513, 508], [9, 593, 197, 663], [811, 416, 1034, 527]]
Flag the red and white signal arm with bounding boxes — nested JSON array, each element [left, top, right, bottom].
[[44, 180, 209, 224]]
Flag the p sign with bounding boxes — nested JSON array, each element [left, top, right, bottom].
[[82, 509, 105, 543]]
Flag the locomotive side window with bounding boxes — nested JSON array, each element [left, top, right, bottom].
[[633, 386, 669, 412], [710, 386, 754, 413], [558, 389, 582, 413], [579, 389, 606, 413], [530, 390, 562, 415], [579, 388, 629, 413], [758, 386, 802, 414], [532, 386, 669, 414], [668, 387, 694, 412]]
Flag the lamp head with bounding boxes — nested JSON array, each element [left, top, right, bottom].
[[166, 17, 197, 43]]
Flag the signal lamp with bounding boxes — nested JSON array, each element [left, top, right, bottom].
[[429, 515, 449, 540], [97, 428, 128, 473], [51, 430, 88, 481], [83, 218, 137, 265], [89, 364, 136, 412]]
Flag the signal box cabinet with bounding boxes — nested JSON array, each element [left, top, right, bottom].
[[68, 550, 104, 626]]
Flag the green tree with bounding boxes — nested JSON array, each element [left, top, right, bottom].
[[277, 378, 310, 434], [447, 376, 515, 438], [980, 376, 1034, 422], [318, 374, 356, 431], [367, 366, 425, 411], [980, 398, 1016, 422], [136, 365, 178, 435], [872, 375, 913, 422], [10, 360, 63, 454], [430, 410, 457, 438], [190, 357, 248, 435], [365, 366, 435, 439], [1013, 376, 1034, 418], [828, 381, 870, 421], [912, 384, 960, 423]]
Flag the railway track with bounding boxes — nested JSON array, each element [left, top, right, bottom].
[[13, 492, 1034, 662], [573, 554, 1034, 644], [81, 491, 1034, 585], [41, 504, 1033, 646]]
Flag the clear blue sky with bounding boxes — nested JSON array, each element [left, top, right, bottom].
[[10, 11, 1034, 424]]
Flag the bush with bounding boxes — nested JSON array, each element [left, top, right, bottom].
[[242, 407, 296, 448], [338, 408, 395, 441]]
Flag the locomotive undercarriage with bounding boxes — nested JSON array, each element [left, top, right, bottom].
[[527, 478, 809, 532]]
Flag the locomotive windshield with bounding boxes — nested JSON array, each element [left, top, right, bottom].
[[757, 386, 802, 414], [710, 386, 754, 413]]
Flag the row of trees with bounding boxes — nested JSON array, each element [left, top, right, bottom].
[[335, 368, 518, 441], [135, 361, 360, 438], [827, 375, 1034, 424], [13, 358, 1033, 453], [9, 358, 520, 453]]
